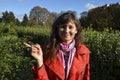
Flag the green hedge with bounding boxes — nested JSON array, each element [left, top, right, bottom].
[[83, 28, 120, 80], [0, 23, 120, 80]]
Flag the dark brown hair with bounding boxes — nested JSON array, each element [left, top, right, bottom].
[[43, 11, 83, 61]]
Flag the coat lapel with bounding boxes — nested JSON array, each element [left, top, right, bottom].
[[45, 53, 65, 79], [68, 52, 86, 77], [68, 44, 90, 78]]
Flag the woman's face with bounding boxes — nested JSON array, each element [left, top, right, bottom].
[[58, 21, 77, 44]]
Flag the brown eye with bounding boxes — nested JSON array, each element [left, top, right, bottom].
[[69, 25, 73, 29], [60, 25, 66, 28]]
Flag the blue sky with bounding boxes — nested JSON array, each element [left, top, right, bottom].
[[0, 0, 120, 21]]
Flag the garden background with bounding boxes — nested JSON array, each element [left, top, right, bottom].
[[0, 3, 120, 80]]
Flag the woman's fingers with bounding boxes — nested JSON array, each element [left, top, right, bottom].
[[23, 42, 43, 67], [23, 42, 42, 54], [33, 44, 41, 51], [23, 42, 40, 49]]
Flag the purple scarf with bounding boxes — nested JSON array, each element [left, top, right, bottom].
[[59, 40, 76, 80]]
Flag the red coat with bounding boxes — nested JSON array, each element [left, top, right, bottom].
[[32, 44, 91, 80]]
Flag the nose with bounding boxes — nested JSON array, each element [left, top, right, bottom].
[[64, 26, 69, 33]]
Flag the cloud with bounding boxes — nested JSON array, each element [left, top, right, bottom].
[[0, 11, 2, 18], [85, 3, 96, 9], [15, 14, 24, 21]]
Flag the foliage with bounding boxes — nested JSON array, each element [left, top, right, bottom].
[[21, 14, 29, 26], [83, 28, 120, 80], [0, 35, 35, 80], [1, 3, 120, 30], [0, 8, 58, 26], [29, 6, 50, 25], [80, 3, 120, 31], [29, 6, 58, 26], [0, 23, 120, 80], [1, 11, 16, 24]]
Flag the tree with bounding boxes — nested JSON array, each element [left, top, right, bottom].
[[29, 17, 39, 26], [29, 6, 50, 25], [0, 17, 2, 22], [9, 12, 16, 23], [21, 14, 29, 26], [47, 12, 58, 26], [15, 18, 21, 26], [79, 3, 120, 31], [80, 11, 88, 18], [2, 11, 16, 24], [107, 3, 120, 30]]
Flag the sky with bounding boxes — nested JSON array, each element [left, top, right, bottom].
[[0, 0, 120, 21]]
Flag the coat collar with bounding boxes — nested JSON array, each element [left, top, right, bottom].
[[44, 44, 90, 79], [76, 44, 91, 55]]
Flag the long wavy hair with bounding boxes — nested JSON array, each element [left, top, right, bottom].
[[43, 11, 83, 61]]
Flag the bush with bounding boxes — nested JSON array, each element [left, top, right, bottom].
[[0, 36, 35, 80], [83, 28, 120, 80], [0, 24, 120, 80]]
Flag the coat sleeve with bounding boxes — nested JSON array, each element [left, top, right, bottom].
[[32, 64, 49, 80], [83, 49, 91, 80], [83, 63, 90, 80]]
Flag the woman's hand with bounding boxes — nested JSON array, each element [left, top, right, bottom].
[[23, 42, 43, 68]]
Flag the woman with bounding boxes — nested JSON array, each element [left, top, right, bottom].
[[24, 11, 91, 80]]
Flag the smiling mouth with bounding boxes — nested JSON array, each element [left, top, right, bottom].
[[63, 35, 70, 38]]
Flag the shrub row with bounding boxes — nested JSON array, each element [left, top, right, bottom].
[[83, 28, 120, 80], [0, 24, 120, 80]]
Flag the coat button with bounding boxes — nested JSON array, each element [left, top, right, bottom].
[[80, 71, 85, 75]]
